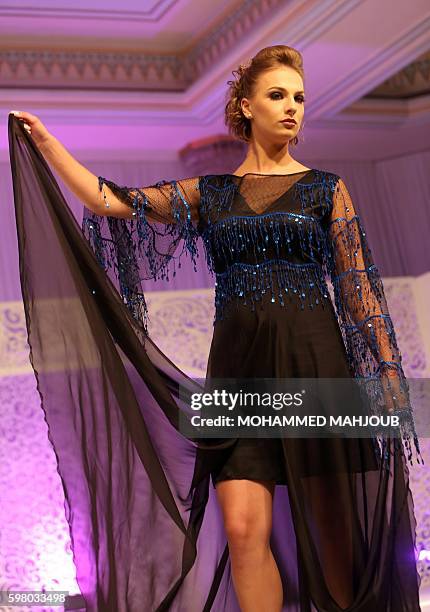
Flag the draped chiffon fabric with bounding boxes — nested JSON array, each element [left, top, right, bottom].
[[8, 115, 423, 611]]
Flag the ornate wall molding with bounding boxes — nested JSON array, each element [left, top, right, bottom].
[[0, 49, 189, 90], [367, 50, 430, 99], [0, 0, 286, 91], [0, 0, 179, 22]]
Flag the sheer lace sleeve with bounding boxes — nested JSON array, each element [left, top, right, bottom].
[[96, 175, 200, 224], [325, 176, 422, 466], [82, 176, 201, 334]]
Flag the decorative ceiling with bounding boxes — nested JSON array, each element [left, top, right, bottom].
[[366, 50, 430, 99], [0, 0, 429, 159]]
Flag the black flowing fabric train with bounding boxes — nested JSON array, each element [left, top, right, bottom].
[[8, 115, 423, 611]]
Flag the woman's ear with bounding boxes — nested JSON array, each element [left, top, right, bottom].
[[241, 98, 251, 118]]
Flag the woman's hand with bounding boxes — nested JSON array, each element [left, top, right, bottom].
[[9, 110, 52, 148]]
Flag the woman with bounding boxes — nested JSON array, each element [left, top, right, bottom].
[[9, 45, 423, 611]]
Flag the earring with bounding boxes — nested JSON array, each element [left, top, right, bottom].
[[299, 121, 305, 143], [293, 122, 304, 145]]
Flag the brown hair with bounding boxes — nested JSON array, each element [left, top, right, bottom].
[[224, 45, 304, 144]]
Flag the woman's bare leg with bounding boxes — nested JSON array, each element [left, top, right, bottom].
[[215, 478, 283, 612]]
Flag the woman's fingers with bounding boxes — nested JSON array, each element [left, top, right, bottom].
[[10, 110, 27, 120], [9, 110, 51, 147], [10, 110, 37, 124], [10, 111, 34, 135]]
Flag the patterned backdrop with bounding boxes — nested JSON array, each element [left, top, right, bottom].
[[1, 277, 429, 610]]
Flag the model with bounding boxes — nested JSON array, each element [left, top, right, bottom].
[[9, 44, 423, 611]]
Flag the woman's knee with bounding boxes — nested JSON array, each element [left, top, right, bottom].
[[216, 479, 274, 549], [224, 514, 270, 549]]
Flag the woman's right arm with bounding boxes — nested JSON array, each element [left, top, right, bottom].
[[10, 111, 130, 216], [39, 135, 130, 217], [9, 111, 200, 223]]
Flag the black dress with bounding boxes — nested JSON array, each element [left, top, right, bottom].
[[200, 172, 380, 487], [9, 114, 423, 612]]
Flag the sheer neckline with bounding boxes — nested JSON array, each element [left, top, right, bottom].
[[227, 169, 314, 178]]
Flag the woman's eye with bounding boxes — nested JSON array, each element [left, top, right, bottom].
[[269, 92, 305, 103]]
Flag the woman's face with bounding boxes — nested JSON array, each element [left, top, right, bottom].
[[241, 65, 305, 145]]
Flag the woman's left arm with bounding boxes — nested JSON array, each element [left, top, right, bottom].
[[324, 176, 422, 464]]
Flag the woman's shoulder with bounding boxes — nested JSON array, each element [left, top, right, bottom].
[[198, 168, 340, 181], [310, 168, 341, 181]]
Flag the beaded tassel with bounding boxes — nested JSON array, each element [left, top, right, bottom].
[[294, 171, 334, 215], [82, 176, 200, 335], [214, 259, 330, 321], [202, 211, 330, 272], [199, 175, 239, 218], [198, 177, 335, 322]]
